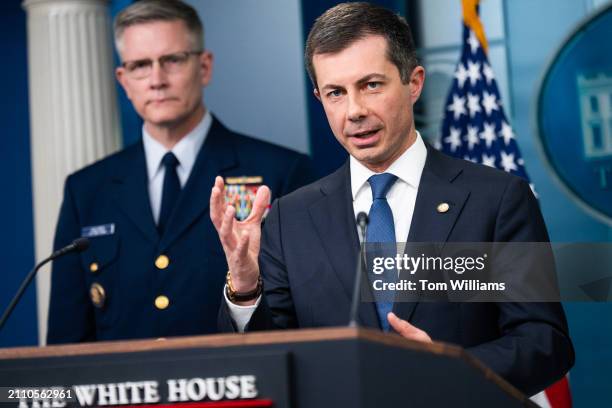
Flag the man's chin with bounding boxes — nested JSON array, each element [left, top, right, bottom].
[[352, 152, 380, 166], [144, 114, 184, 129], [350, 151, 396, 172]]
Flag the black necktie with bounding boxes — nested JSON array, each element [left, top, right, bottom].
[[158, 152, 181, 235]]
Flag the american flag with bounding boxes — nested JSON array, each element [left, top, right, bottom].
[[439, 4, 571, 408], [440, 21, 534, 193]]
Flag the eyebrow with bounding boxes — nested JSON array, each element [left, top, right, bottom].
[[320, 73, 389, 92], [356, 73, 388, 85]]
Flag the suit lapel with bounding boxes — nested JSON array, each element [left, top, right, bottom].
[[159, 118, 238, 252], [394, 146, 470, 321], [112, 143, 159, 244], [407, 148, 470, 243], [308, 163, 381, 328]]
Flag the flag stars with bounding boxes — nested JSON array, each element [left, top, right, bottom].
[[481, 154, 496, 167], [454, 63, 468, 89], [500, 151, 518, 172], [480, 122, 497, 148], [483, 63, 495, 85], [444, 126, 462, 152], [467, 30, 480, 54], [500, 121, 515, 145], [466, 60, 482, 86], [467, 93, 481, 117], [447, 94, 467, 120], [465, 125, 480, 150], [441, 26, 535, 194], [482, 91, 499, 116]]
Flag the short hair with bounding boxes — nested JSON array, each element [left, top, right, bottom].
[[305, 2, 418, 88], [114, 0, 204, 56]]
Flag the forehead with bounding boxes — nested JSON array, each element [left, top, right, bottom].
[[119, 20, 193, 60], [312, 35, 396, 87]]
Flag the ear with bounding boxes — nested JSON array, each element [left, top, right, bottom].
[[313, 88, 321, 102], [115, 66, 132, 100], [199, 51, 214, 87], [408, 65, 425, 103]]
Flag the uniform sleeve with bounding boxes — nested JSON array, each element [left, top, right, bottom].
[[47, 176, 96, 344]]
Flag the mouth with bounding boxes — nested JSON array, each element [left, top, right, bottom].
[[147, 97, 175, 106], [347, 128, 382, 147]]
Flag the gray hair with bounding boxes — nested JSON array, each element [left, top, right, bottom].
[[305, 2, 418, 89], [114, 0, 204, 56]]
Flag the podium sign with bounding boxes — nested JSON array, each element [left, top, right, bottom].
[[0, 328, 535, 408]]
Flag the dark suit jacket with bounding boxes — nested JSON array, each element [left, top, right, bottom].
[[47, 117, 314, 343], [219, 145, 574, 396]]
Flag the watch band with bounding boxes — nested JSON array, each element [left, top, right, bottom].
[[226, 271, 262, 302]]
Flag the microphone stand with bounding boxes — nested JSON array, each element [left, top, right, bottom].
[[0, 238, 89, 332], [349, 213, 368, 327]]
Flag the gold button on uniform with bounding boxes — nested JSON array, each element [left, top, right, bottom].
[[155, 255, 170, 269], [89, 262, 99, 273], [155, 295, 170, 310], [437, 202, 450, 213], [90, 283, 106, 308]]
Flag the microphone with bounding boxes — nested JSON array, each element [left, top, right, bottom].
[[49, 237, 90, 260], [349, 212, 368, 327], [0, 237, 90, 332]]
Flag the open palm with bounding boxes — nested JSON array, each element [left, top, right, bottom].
[[210, 176, 270, 293]]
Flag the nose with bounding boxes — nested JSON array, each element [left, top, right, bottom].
[[148, 60, 168, 89], [347, 92, 368, 122]]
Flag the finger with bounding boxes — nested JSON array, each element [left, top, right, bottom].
[[387, 312, 432, 343], [219, 205, 237, 250], [210, 176, 226, 230], [246, 185, 271, 223]]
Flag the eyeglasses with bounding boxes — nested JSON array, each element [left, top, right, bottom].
[[121, 50, 202, 79]]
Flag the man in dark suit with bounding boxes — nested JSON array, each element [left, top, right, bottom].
[[47, 0, 313, 343], [211, 2, 573, 396]]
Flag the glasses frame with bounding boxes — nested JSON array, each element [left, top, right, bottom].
[[121, 50, 203, 79]]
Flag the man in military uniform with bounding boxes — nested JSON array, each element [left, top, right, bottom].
[[47, 0, 314, 343]]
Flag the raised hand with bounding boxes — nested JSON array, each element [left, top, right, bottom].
[[210, 176, 270, 304]]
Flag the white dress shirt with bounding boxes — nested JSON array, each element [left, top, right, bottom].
[[142, 110, 212, 224], [226, 132, 428, 332], [350, 131, 427, 244]]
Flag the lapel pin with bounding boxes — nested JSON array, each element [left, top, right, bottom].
[[437, 202, 450, 213]]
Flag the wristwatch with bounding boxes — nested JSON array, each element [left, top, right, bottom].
[[226, 271, 263, 302]]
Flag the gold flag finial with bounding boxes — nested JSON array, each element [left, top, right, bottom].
[[462, 0, 489, 54]]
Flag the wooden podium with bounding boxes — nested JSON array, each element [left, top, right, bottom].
[[0, 327, 536, 407]]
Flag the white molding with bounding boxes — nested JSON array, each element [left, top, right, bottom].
[[23, 0, 121, 345]]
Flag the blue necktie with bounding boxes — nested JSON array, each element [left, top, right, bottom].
[[158, 152, 181, 235], [366, 173, 398, 331]]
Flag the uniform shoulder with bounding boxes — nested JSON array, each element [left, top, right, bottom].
[[275, 164, 345, 209], [230, 131, 308, 161], [212, 117, 308, 162], [65, 142, 141, 188]]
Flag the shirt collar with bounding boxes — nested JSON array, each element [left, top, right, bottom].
[[350, 130, 428, 200], [142, 110, 212, 181]]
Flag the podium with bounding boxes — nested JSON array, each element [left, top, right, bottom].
[[0, 327, 536, 407]]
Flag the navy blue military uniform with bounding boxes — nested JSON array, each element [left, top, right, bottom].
[[48, 116, 314, 343]]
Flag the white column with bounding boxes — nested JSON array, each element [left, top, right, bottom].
[[22, 0, 121, 345]]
